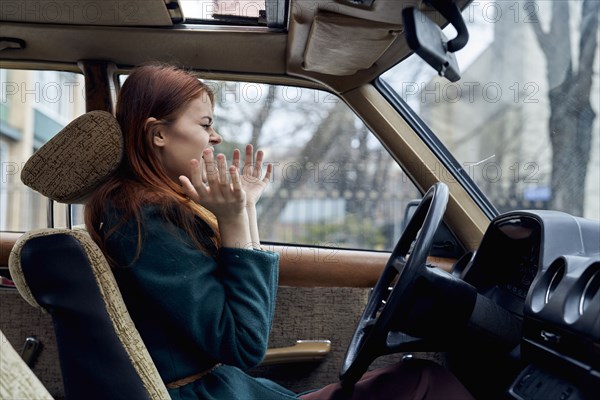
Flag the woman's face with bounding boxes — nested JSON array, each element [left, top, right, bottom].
[[152, 91, 222, 182]]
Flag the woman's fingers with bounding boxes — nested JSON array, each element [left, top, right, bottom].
[[190, 158, 204, 187], [244, 144, 253, 176], [241, 144, 267, 179], [245, 144, 253, 162], [184, 145, 271, 209], [230, 165, 242, 192], [263, 163, 273, 183], [200, 155, 207, 183], [254, 150, 264, 178], [202, 150, 244, 200], [180, 159, 208, 201], [232, 148, 241, 170], [179, 174, 193, 194], [203, 148, 219, 187], [180, 151, 247, 220], [217, 153, 229, 185], [179, 175, 200, 202]]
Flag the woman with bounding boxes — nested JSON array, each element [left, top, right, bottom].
[[85, 64, 474, 399]]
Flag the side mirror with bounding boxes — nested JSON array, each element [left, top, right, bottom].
[[402, 0, 469, 82]]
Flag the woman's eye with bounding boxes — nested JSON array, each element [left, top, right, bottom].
[[201, 124, 211, 129]]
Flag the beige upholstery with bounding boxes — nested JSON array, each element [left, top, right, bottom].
[[8, 228, 172, 400], [253, 287, 443, 392], [0, 329, 54, 400], [0, 288, 63, 396], [20, 110, 123, 204], [302, 12, 401, 76], [13, 111, 171, 399]]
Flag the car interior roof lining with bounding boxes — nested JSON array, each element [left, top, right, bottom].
[[0, 0, 177, 26]]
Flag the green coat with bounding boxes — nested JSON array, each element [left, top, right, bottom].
[[104, 206, 299, 399]]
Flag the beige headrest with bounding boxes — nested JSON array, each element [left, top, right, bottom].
[[21, 111, 123, 204]]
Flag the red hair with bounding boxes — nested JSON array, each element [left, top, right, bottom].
[[85, 64, 220, 264]]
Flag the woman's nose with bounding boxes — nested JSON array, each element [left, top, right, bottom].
[[210, 130, 222, 145]]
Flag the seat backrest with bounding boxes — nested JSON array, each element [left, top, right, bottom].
[[0, 329, 53, 400], [8, 111, 171, 400]]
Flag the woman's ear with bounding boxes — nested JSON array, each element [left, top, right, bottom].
[[146, 117, 165, 148]]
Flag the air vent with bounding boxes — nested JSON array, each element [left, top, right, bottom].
[[530, 257, 566, 312], [564, 262, 600, 323], [579, 263, 600, 315], [545, 259, 566, 304]]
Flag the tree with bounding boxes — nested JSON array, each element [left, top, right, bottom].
[[531, 0, 599, 215], [209, 80, 412, 246], [257, 101, 353, 235]]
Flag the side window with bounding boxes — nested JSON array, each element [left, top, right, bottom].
[[208, 81, 421, 251], [0, 141, 8, 230], [0, 68, 85, 231]]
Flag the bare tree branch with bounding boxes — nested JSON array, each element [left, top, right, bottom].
[[576, 0, 600, 92], [531, 0, 572, 88], [258, 102, 352, 232]]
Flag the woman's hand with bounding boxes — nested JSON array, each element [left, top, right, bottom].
[[178, 145, 272, 249], [179, 149, 253, 248], [233, 144, 273, 247], [179, 148, 246, 221], [233, 144, 273, 208]]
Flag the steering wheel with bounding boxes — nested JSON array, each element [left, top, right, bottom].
[[340, 182, 449, 385]]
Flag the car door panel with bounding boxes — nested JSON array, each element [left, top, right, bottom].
[[253, 286, 442, 393], [275, 244, 455, 287], [0, 289, 63, 397], [1, 235, 447, 397]]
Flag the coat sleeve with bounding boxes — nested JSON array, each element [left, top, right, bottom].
[[106, 207, 279, 370]]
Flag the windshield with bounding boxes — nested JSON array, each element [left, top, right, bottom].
[[382, 0, 599, 220]]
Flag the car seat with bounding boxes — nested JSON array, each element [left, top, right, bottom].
[[0, 328, 54, 399], [7, 111, 171, 400]]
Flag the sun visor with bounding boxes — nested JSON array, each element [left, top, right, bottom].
[[302, 12, 401, 76]]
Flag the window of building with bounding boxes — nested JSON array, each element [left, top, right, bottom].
[[0, 68, 85, 232]]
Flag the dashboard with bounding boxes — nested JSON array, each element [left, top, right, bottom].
[[459, 210, 600, 400]]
